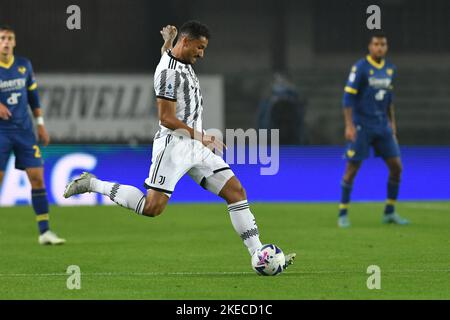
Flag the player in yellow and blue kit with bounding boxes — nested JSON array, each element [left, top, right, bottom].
[[0, 25, 65, 244], [338, 33, 410, 228]]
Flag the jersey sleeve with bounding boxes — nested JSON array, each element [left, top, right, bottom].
[[26, 60, 41, 109], [342, 64, 364, 108], [26, 59, 38, 90], [154, 68, 180, 102], [387, 66, 396, 106]]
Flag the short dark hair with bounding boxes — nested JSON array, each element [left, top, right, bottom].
[[0, 25, 15, 33], [369, 31, 387, 43], [179, 20, 211, 40]]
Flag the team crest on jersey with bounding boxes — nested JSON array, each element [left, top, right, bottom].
[[387, 68, 393, 76], [347, 150, 355, 158], [18, 66, 27, 74], [369, 69, 374, 75], [166, 83, 174, 95]]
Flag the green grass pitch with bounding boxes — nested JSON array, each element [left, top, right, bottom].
[[0, 202, 449, 299]]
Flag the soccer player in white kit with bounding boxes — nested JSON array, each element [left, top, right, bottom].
[[64, 21, 295, 268]]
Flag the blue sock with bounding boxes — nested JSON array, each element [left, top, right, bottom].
[[339, 180, 353, 217], [384, 179, 400, 215], [32, 188, 50, 234]]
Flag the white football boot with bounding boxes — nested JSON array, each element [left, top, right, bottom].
[[64, 172, 96, 198], [284, 252, 297, 270], [38, 230, 66, 245]]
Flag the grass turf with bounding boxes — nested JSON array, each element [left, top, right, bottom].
[[0, 202, 449, 299]]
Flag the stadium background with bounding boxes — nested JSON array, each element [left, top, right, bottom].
[[1, 0, 449, 205]]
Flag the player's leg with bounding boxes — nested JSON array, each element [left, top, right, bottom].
[[65, 172, 149, 214], [66, 173, 170, 217], [25, 167, 49, 233], [375, 129, 409, 225], [188, 160, 263, 256], [0, 132, 12, 190], [25, 167, 65, 244], [219, 176, 264, 255], [190, 164, 261, 256], [24, 166, 63, 243], [13, 130, 65, 244], [339, 160, 362, 222], [382, 157, 409, 224], [141, 189, 170, 217], [189, 151, 295, 266], [140, 134, 185, 217], [64, 134, 179, 217], [384, 156, 402, 213], [338, 125, 369, 227], [218, 175, 296, 267]]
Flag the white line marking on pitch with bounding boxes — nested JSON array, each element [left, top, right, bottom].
[[402, 203, 450, 211], [0, 269, 448, 277]]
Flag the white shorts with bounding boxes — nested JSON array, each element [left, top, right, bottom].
[[144, 134, 234, 197]]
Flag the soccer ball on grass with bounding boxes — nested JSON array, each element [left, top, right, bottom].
[[251, 244, 285, 276]]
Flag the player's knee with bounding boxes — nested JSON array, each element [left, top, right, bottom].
[[229, 183, 246, 202], [390, 163, 403, 179], [142, 201, 165, 217], [29, 175, 45, 189], [220, 178, 246, 203], [343, 174, 355, 184], [344, 170, 358, 183], [236, 184, 246, 199], [344, 162, 361, 182]]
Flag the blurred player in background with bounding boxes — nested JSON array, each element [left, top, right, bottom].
[[0, 25, 65, 244], [64, 21, 295, 269], [338, 32, 410, 228]]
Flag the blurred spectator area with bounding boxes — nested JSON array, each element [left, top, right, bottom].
[[227, 68, 450, 145], [1, 0, 449, 144]]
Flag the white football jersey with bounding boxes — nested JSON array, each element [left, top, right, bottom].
[[153, 50, 204, 139]]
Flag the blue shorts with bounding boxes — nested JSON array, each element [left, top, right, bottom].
[[344, 125, 401, 162], [0, 129, 44, 171]]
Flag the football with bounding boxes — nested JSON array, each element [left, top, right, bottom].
[[251, 244, 285, 276]]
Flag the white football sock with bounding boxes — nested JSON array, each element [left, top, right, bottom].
[[227, 200, 263, 256], [90, 178, 146, 214]]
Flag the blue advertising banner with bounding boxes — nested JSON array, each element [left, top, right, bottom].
[[1, 145, 449, 205]]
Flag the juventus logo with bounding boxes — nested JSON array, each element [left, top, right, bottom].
[[158, 175, 166, 185]]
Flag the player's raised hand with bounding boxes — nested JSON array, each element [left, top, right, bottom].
[[37, 125, 50, 146], [345, 124, 357, 142], [0, 102, 12, 120], [160, 25, 177, 43]]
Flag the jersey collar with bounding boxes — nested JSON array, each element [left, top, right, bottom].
[[168, 50, 190, 65], [366, 55, 385, 69], [0, 55, 15, 69]]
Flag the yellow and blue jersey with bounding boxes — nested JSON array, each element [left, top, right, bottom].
[[342, 55, 400, 161], [342, 55, 396, 128], [0, 56, 43, 170], [0, 55, 41, 131]]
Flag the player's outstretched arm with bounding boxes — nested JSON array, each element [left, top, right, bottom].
[[32, 108, 50, 146], [160, 25, 177, 56], [157, 98, 225, 153]]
